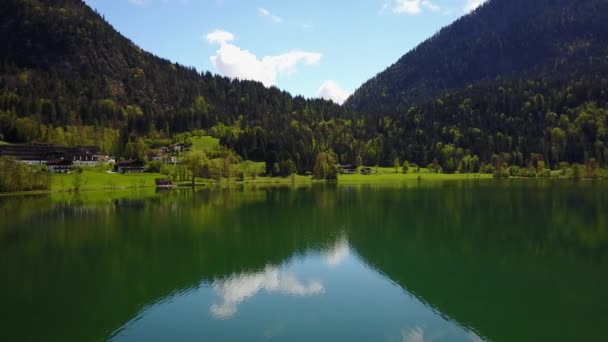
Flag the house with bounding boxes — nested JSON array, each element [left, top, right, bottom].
[[155, 178, 174, 189], [338, 164, 358, 174], [114, 160, 145, 173], [0, 144, 101, 166], [94, 154, 110, 163], [147, 150, 163, 162], [173, 143, 190, 152], [360, 167, 375, 175], [46, 159, 72, 173], [158, 146, 171, 154], [72, 154, 99, 167]]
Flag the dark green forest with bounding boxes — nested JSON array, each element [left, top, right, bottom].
[[1, 0, 608, 174], [345, 0, 608, 114]]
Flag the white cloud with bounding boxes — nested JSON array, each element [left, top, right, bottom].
[[130, 0, 192, 5], [389, 0, 440, 15], [422, 0, 440, 12], [205, 29, 234, 45], [302, 21, 314, 30], [394, 0, 422, 14], [317, 81, 350, 105], [210, 266, 325, 319], [206, 29, 321, 87], [464, 0, 487, 12], [258, 7, 283, 23]]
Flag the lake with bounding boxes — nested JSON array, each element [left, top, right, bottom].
[[1, 181, 607, 341]]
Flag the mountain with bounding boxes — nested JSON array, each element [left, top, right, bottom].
[[1, 0, 607, 172], [338, 0, 608, 170], [0, 0, 344, 170], [345, 0, 608, 114]]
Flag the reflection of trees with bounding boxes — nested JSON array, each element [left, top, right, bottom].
[[344, 181, 608, 342], [0, 187, 344, 342], [1, 182, 607, 342]]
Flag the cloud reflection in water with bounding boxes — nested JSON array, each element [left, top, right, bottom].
[[323, 234, 350, 267], [210, 266, 324, 319]]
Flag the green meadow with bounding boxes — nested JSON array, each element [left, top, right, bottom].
[[189, 136, 220, 152], [339, 172, 491, 183], [44, 166, 491, 194], [51, 169, 165, 192]]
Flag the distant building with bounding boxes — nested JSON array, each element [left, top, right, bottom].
[[0, 144, 101, 166], [338, 164, 358, 174], [46, 159, 72, 173], [158, 146, 170, 154], [155, 178, 173, 189], [72, 154, 99, 167], [114, 160, 145, 173], [147, 150, 163, 162], [173, 143, 190, 152], [360, 167, 374, 175]]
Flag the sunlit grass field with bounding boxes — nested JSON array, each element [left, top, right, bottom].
[[51, 168, 165, 192], [189, 136, 220, 152], [339, 171, 491, 183]]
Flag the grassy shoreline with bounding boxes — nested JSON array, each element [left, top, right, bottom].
[[4, 169, 600, 197]]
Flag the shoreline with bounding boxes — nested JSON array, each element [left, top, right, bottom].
[[1, 172, 603, 197]]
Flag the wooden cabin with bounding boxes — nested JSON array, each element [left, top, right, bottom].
[[338, 164, 358, 174], [114, 160, 145, 173], [155, 178, 174, 189], [360, 167, 374, 175]]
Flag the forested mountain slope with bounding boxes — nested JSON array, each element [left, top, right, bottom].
[[0, 0, 343, 169], [1, 0, 607, 172], [345, 0, 608, 114]]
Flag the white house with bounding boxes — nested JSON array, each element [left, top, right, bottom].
[[72, 154, 99, 167]]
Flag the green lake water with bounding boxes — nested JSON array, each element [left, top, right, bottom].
[[1, 181, 607, 341]]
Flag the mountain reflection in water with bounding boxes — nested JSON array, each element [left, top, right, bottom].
[[1, 182, 607, 341]]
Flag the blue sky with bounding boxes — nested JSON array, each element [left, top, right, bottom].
[[84, 0, 486, 103]]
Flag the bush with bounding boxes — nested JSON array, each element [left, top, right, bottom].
[[572, 164, 585, 179], [0, 157, 51, 192], [313, 152, 338, 181], [402, 161, 410, 174], [517, 167, 537, 178], [146, 160, 162, 173], [562, 167, 574, 179], [538, 169, 551, 178], [160, 164, 172, 176], [558, 162, 570, 171], [272, 162, 280, 177], [493, 169, 510, 178], [236, 169, 245, 181], [279, 159, 297, 177], [480, 163, 495, 174]]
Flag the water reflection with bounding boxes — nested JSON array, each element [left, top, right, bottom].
[[210, 265, 325, 319], [401, 326, 484, 342], [323, 233, 350, 267], [1, 182, 607, 342]]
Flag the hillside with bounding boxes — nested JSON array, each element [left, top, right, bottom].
[[0, 0, 344, 170], [345, 0, 608, 114], [1, 0, 607, 173]]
